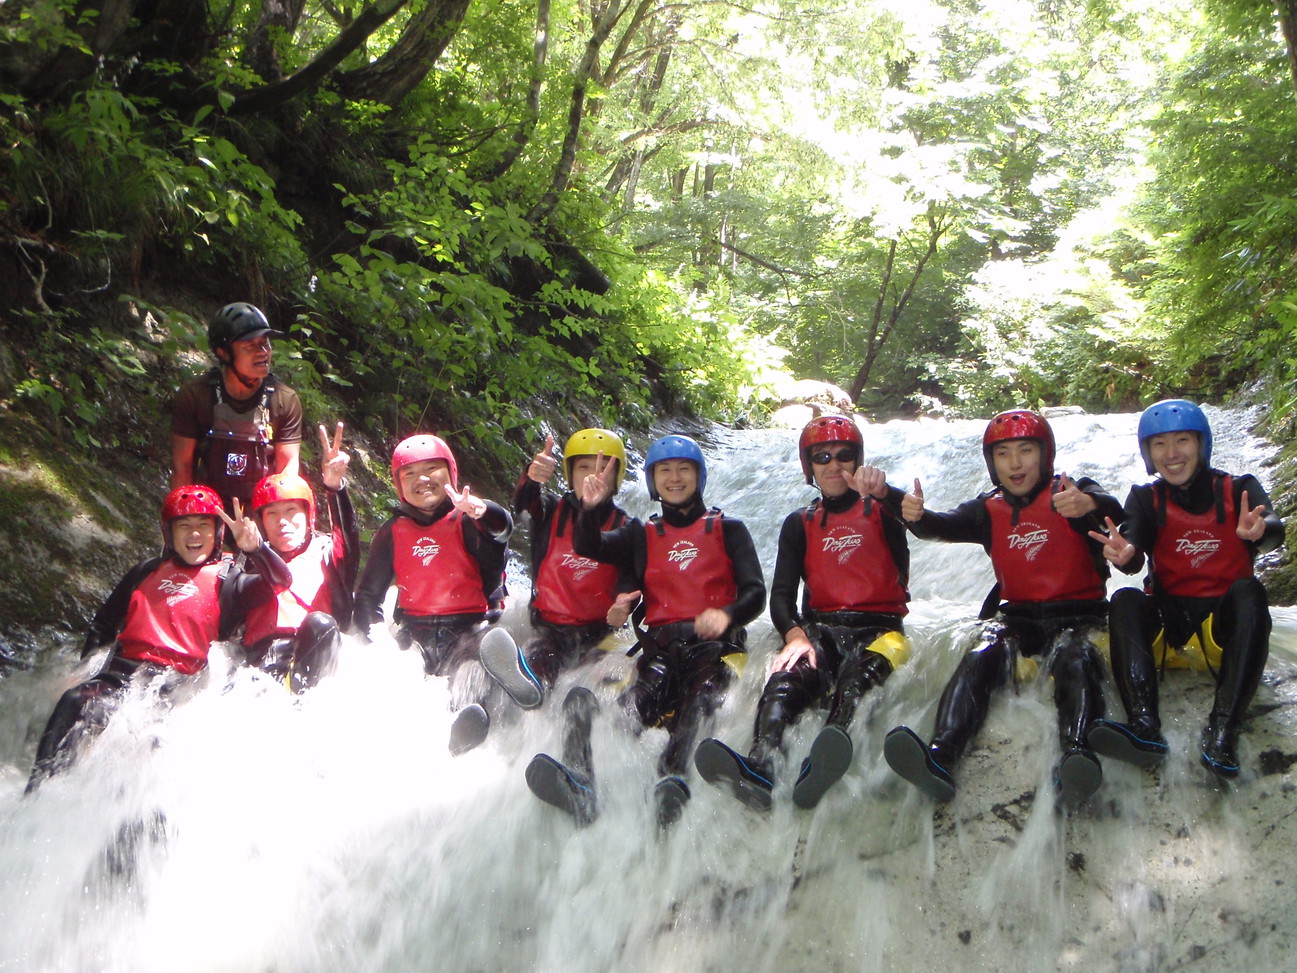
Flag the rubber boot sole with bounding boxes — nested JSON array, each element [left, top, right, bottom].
[[655, 775, 691, 830], [1055, 749, 1103, 814], [449, 703, 490, 756], [1086, 719, 1168, 770], [694, 738, 773, 812], [792, 725, 853, 809], [480, 628, 543, 709], [526, 753, 598, 826], [883, 726, 955, 802]]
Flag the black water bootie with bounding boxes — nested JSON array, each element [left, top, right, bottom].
[[1086, 719, 1168, 769], [792, 724, 854, 809], [1055, 748, 1103, 814], [449, 704, 490, 755], [654, 775, 691, 830], [526, 753, 598, 826], [883, 726, 955, 802], [1200, 722, 1240, 779], [694, 738, 774, 812], [480, 628, 543, 709]]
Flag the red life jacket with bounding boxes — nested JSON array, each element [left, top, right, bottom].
[[802, 497, 908, 615], [391, 514, 488, 616], [117, 559, 226, 674], [987, 481, 1106, 605], [534, 503, 626, 626], [642, 511, 736, 627], [242, 534, 334, 645], [1151, 474, 1254, 598]]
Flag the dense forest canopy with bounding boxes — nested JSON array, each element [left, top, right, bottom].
[[2, 0, 1296, 470]]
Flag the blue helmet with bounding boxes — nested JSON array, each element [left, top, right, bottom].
[[645, 434, 706, 501], [1137, 399, 1212, 475]]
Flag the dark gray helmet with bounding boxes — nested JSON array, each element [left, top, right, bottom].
[[208, 302, 284, 352]]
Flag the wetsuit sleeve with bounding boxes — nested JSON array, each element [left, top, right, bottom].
[[1114, 485, 1155, 575], [467, 499, 512, 543], [512, 473, 555, 527], [353, 517, 398, 633], [1074, 477, 1123, 525], [1236, 474, 1285, 556], [269, 383, 304, 445], [327, 482, 362, 592], [573, 505, 642, 573], [462, 501, 512, 609], [83, 558, 161, 656], [219, 543, 293, 641], [168, 376, 210, 440], [907, 495, 989, 547], [720, 518, 766, 628], [769, 511, 808, 637]]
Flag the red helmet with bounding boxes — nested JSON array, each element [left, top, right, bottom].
[[391, 434, 459, 501], [252, 473, 316, 535], [798, 415, 863, 485], [982, 410, 1055, 486], [161, 485, 226, 559]]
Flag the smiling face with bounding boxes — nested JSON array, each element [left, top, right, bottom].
[[259, 499, 310, 554], [222, 334, 272, 384], [991, 439, 1043, 497], [171, 515, 218, 565], [1147, 431, 1201, 487], [652, 459, 699, 506], [809, 443, 860, 498], [398, 459, 452, 511]]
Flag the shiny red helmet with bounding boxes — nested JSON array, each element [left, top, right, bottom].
[[252, 473, 316, 535], [798, 415, 863, 485], [160, 485, 226, 559], [391, 434, 459, 501], [982, 410, 1055, 486]]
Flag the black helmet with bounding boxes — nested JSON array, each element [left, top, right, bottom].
[[208, 303, 284, 353]]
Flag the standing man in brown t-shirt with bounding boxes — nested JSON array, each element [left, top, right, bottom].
[[170, 303, 304, 515]]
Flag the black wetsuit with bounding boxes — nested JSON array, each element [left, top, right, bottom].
[[573, 495, 766, 777], [752, 486, 909, 762], [513, 475, 636, 688], [1108, 468, 1284, 746], [353, 497, 512, 700], [908, 476, 1122, 766]]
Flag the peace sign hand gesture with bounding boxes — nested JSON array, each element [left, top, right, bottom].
[[1237, 493, 1268, 542], [1087, 516, 1136, 567], [578, 451, 617, 510], [218, 498, 263, 553], [446, 483, 487, 520], [319, 422, 350, 490]]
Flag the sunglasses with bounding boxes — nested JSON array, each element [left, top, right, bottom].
[[810, 447, 858, 466]]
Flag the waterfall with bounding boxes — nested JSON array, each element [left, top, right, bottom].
[[1, 408, 1295, 972]]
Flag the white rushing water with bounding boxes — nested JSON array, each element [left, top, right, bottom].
[[2, 407, 1295, 973]]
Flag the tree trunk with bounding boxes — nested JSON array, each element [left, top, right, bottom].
[[478, 0, 550, 182], [335, 0, 472, 107], [225, 0, 409, 114], [1279, 0, 1297, 109], [528, 0, 625, 224], [247, 0, 310, 82]]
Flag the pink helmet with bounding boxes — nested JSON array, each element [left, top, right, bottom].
[[391, 434, 459, 501], [161, 485, 226, 559], [252, 473, 316, 535], [982, 410, 1055, 486]]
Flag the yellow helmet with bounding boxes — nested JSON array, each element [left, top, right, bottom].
[[563, 428, 626, 487]]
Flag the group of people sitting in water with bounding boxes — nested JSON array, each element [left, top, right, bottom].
[[24, 303, 1286, 830]]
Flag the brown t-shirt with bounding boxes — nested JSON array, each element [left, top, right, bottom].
[[170, 369, 304, 445]]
